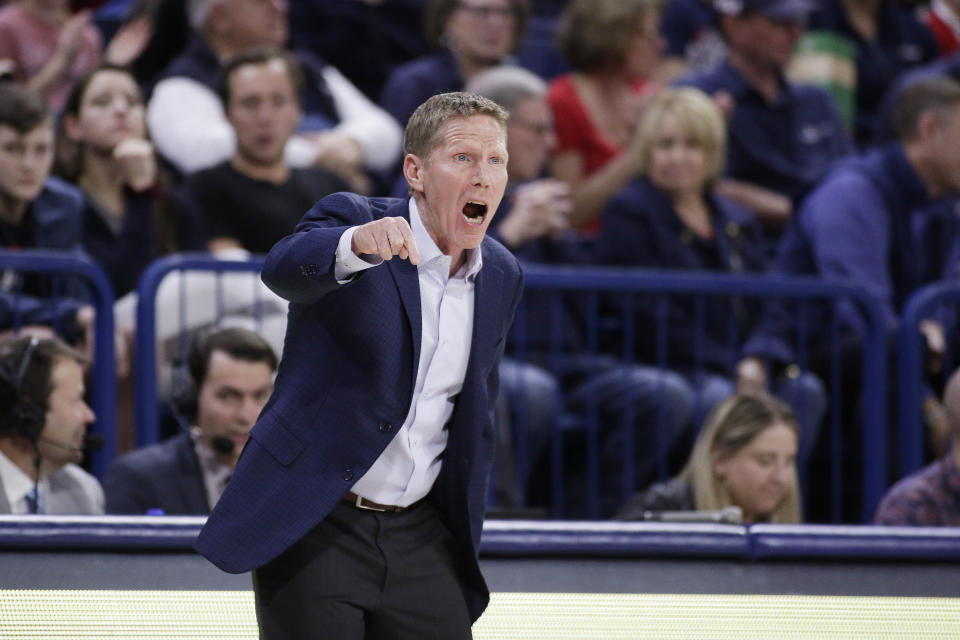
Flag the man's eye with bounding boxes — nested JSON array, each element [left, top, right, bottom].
[[456, 154, 468, 161]]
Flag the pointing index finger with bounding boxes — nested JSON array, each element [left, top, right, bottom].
[[398, 219, 421, 265]]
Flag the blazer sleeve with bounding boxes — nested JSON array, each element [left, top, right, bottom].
[[260, 193, 385, 305]]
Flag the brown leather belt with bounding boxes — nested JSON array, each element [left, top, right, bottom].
[[343, 491, 409, 513]]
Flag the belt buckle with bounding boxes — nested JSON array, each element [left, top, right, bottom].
[[355, 495, 388, 512]]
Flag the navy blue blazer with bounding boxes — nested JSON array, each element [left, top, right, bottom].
[[103, 432, 209, 515], [195, 193, 523, 622]]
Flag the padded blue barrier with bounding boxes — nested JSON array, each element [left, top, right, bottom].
[[3, 516, 959, 562], [749, 523, 960, 560], [480, 519, 749, 558], [0, 249, 117, 477], [897, 282, 960, 477], [133, 253, 267, 447], [516, 266, 889, 523]]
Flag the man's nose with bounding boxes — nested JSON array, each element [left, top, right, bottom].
[[82, 402, 96, 425], [473, 162, 494, 188]]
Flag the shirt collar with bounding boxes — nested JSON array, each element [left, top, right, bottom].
[[408, 198, 483, 281], [190, 429, 232, 479], [0, 448, 35, 511]]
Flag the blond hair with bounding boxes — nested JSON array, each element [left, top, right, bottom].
[[634, 87, 727, 184], [403, 91, 508, 159], [680, 391, 802, 523]]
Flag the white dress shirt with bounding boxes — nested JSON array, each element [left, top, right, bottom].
[[335, 199, 481, 506], [191, 430, 233, 511]]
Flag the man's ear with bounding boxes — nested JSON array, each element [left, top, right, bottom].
[[403, 153, 425, 194], [915, 109, 942, 146]]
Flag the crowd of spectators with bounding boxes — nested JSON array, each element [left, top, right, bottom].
[[2, 0, 960, 526]]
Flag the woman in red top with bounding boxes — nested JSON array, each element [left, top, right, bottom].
[[549, 0, 665, 234]]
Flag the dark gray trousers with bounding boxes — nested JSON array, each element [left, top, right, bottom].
[[252, 499, 473, 639]]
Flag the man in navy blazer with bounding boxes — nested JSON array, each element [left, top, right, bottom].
[[103, 327, 278, 515], [195, 92, 523, 638]]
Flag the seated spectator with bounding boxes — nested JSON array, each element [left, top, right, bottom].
[[548, 0, 665, 234], [616, 391, 802, 524], [0, 83, 94, 344], [874, 366, 960, 526], [658, 0, 726, 81], [469, 66, 695, 515], [180, 48, 349, 254], [807, 0, 938, 147], [597, 87, 825, 452], [0, 335, 103, 514], [676, 0, 853, 237], [103, 326, 276, 515], [380, 0, 531, 129], [739, 76, 960, 390], [924, 0, 960, 58], [147, 0, 402, 193], [56, 64, 204, 298], [0, 0, 102, 112]]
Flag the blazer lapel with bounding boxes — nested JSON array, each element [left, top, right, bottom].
[[469, 241, 507, 371]]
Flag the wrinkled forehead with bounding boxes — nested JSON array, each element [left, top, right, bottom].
[[429, 114, 507, 152]]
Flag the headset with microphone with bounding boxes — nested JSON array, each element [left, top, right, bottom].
[[168, 330, 237, 457], [0, 336, 103, 513]]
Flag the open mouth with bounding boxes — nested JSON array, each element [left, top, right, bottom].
[[462, 201, 488, 225]]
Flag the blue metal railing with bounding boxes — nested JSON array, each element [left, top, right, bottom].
[[132, 259, 888, 522], [134, 253, 267, 447], [897, 282, 960, 477], [0, 249, 116, 476], [517, 266, 889, 523]]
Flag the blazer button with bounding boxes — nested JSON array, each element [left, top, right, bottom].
[[379, 421, 393, 434], [342, 469, 354, 481]]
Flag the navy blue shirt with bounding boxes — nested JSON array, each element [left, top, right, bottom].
[[744, 144, 952, 363], [809, 0, 938, 146], [598, 177, 767, 373], [379, 51, 464, 128], [660, 0, 725, 73], [677, 61, 854, 207]]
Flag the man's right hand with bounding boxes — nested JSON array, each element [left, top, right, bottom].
[[351, 217, 421, 264]]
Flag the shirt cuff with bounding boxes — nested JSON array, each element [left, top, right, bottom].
[[335, 226, 383, 283]]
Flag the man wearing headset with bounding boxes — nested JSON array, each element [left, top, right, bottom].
[[0, 334, 103, 514], [103, 326, 277, 515]]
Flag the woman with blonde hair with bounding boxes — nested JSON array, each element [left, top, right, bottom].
[[597, 87, 826, 446], [616, 391, 802, 524]]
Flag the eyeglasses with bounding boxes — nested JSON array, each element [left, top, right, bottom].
[[458, 3, 516, 19], [510, 118, 553, 136]]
